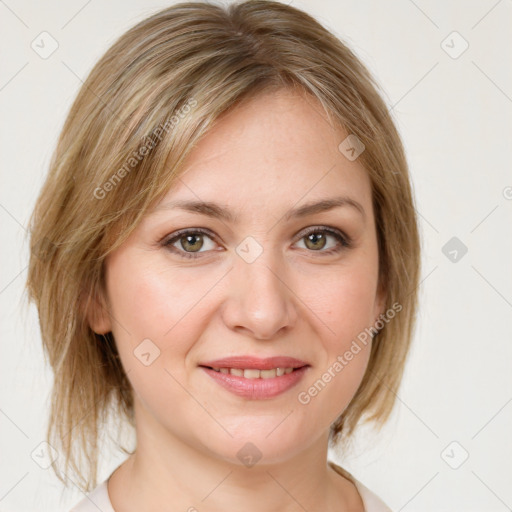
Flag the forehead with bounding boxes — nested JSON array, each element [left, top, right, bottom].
[[154, 89, 373, 220]]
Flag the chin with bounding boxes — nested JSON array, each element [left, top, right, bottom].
[[197, 419, 321, 467]]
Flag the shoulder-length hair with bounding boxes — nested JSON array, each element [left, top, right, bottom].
[[26, 0, 421, 492]]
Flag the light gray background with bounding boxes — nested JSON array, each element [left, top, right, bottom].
[[1, 0, 511, 510]]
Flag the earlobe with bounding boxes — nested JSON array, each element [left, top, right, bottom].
[[85, 286, 112, 334]]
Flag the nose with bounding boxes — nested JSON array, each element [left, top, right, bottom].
[[220, 249, 298, 340]]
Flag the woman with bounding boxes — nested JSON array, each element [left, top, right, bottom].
[[26, 1, 421, 510]]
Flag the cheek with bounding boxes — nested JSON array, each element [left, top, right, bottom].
[[104, 257, 205, 418], [298, 274, 375, 422], [295, 258, 378, 411], [313, 264, 379, 345], [106, 253, 206, 340]]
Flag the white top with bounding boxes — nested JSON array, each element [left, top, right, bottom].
[[70, 462, 392, 512]]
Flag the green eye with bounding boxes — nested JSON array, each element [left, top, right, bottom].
[[163, 226, 351, 260], [295, 227, 351, 255], [164, 228, 217, 259]]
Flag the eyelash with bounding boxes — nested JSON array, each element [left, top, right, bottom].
[[162, 226, 352, 260]]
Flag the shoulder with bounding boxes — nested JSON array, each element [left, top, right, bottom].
[[69, 480, 115, 512], [329, 461, 393, 512], [353, 478, 393, 512]]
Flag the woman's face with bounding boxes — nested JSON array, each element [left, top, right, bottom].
[[92, 89, 384, 465]]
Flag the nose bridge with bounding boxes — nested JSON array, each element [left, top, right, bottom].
[[222, 236, 297, 339]]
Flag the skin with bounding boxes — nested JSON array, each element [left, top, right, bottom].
[[89, 88, 385, 511]]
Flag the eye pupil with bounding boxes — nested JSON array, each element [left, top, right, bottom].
[[305, 232, 326, 250]]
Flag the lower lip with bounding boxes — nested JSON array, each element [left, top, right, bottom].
[[201, 366, 309, 399]]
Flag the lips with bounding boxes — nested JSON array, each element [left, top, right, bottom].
[[199, 356, 310, 399]]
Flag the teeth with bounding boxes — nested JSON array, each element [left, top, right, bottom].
[[243, 369, 260, 379], [210, 367, 296, 378]]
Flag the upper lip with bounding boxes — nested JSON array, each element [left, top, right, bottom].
[[199, 356, 309, 370]]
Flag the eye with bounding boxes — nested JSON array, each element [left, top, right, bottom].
[[294, 226, 351, 255], [163, 228, 219, 259], [162, 226, 352, 260]]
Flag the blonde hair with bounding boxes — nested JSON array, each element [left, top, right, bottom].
[[26, 0, 421, 492]]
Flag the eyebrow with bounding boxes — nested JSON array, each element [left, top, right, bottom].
[[154, 196, 366, 223]]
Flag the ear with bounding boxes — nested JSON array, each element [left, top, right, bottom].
[[85, 284, 112, 335], [373, 280, 387, 323]]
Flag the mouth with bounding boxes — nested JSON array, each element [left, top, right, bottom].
[[199, 356, 310, 399]]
